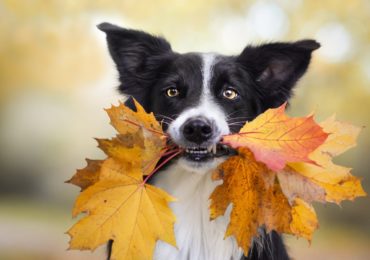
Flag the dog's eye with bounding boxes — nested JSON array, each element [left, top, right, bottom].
[[166, 87, 179, 97], [222, 88, 238, 100]]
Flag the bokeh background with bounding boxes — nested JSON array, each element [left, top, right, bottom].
[[0, 0, 369, 259]]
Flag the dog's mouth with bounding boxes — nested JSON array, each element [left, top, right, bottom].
[[183, 144, 235, 162]]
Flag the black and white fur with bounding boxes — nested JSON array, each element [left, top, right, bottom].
[[98, 22, 320, 260]]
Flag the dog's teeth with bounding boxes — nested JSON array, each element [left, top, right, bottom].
[[212, 144, 217, 154]]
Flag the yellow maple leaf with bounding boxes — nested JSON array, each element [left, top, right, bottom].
[[106, 99, 163, 137], [288, 116, 366, 204], [67, 99, 180, 260], [105, 100, 166, 173], [289, 198, 318, 241], [66, 159, 103, 191], [96, 131, 163, 175], [68, 159, 177, 260]]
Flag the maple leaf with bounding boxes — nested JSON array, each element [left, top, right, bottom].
[[222, 103, 329, 171], [106, 99, 163, 136], [66, 159, 103, 191], [211, 114, 365, 255], [67, 100, 181, 260], [68, 158, 177, 260], [289, 198, 318, 241], [287, 116, 366, 204], [210, 148, 296, 253], [106, 100, 167, 173], [68, 97, 366, 259], [68, 101, 168, 190], [209, 148, 321, 253], [276, 167, 326, 204]]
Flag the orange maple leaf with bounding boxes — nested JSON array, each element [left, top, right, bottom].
[[222, 103, 329, 171], [210, 148, 319, 253], [211, 114, 365, 254]]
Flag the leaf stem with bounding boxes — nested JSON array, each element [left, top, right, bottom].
[[141, 149, 183, 185]]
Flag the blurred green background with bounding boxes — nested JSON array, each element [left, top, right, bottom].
[[0, 0, 369, 259]]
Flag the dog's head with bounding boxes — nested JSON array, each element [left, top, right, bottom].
[[99, 23, 319, 171]]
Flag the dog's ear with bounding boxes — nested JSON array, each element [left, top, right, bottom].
[[98, 23, 173, 106], [237, 40, 320, 109]]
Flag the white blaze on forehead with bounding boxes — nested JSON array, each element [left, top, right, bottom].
[[201, 53, 216, 96], [168, 53, 230, 147]]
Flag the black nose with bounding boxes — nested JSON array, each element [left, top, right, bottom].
[[182, 118, 213, 144]]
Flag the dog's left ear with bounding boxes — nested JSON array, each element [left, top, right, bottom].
[[237, 40, 320, 108]]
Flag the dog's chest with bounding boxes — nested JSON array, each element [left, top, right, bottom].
[[152, 162, 243, 260]]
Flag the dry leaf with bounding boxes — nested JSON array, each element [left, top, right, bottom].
[[288, 116, 366, 204], [210, 148, 294, 253], [290, 198, 318, 241], [211, 114, 365, 254], [66, 159, 103, 191], [68, 159, 176, 260], [68, 98, 365, 259], [277, 167, 326, 204], [67, 100, 178, 260], [106, 99, 163, 136], [222, 103, 329, 171], [209, 148, 321, 253]]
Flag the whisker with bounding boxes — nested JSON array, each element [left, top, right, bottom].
[[227, 115, 253, 124], [228, 123, 247, 126], [228, 121, 246, 124], [227, 116, 252, 120], [156, 114, 175, 121], [226, 109, 249, 118]]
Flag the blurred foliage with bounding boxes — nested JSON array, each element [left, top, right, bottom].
[[0, 0, 369, 259]]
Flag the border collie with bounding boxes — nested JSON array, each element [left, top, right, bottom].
[[98, 22, 320, 260]]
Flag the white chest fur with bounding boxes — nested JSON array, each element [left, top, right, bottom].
[[152, 161, 243, 260]]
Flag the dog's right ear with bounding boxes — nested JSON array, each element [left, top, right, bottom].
[[97, 23, 173, 105]]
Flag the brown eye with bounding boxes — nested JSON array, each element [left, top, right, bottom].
[[223, 88, 238, 100], [166, 87, 179, 97]]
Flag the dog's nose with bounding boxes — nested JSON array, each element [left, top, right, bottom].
[[182, 117, 213, 144]]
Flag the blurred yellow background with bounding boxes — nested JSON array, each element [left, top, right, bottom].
[[0, 0, 369, 259]]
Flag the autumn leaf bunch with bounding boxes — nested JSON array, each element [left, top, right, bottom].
[[67, 100, 179, 259], [210, 104, 366, 252], [67, 100, 366, 259]]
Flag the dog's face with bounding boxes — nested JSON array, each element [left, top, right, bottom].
[[99, 23, 319, 171]]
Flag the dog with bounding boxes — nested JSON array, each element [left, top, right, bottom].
[[98, 22, 320, 260]]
